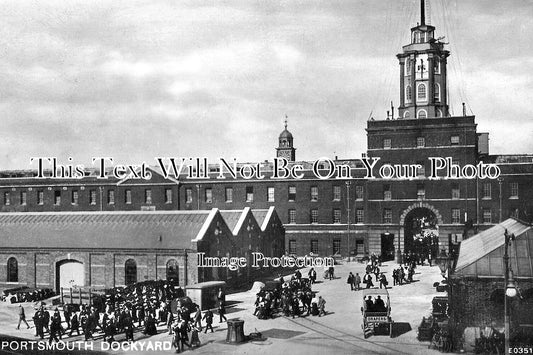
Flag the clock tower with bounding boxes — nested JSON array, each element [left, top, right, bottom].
[[397, 0, 450, 119], [276, 119, 296, 161]]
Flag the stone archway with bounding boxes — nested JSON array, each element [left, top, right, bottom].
[[399, 202, 442, 259]]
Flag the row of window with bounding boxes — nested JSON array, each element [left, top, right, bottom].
[[5, 257, 180, 285], [288, 239, 365, 255], [287, 208, 365, 224], [379, 183, 518, 200], [405, 83, 440, 102], [2, 188, 173, 206], [186, 185, 365, 204], [383, 135, 459, 149]]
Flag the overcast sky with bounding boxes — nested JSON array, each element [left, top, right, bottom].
[[0, 0, 532, 170]]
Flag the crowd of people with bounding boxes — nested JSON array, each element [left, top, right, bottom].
[[2, 287, 54, 304], [253, 269, 327, 319]]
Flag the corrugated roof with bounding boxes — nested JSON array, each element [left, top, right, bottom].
[[0, 210, 213, 250], [455, 218, 531, 273]]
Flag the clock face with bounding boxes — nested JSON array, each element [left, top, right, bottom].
[[278, 150, 292, 160]]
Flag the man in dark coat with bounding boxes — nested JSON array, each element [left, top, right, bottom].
[[69, 312, 80, 336], [49, 308, 62, 344], [202, 309, 214, 333]]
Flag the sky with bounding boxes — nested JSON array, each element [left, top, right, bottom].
[[0, 0, 532, 170]]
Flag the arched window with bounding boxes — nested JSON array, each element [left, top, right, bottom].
[[417, 83, 427, 101], [406, 85, 412, 102], [7, 257, 18, 282], [403, 111, 410, 119], [166, 259, 179, 283], [417, 109, 427, 119], [436, 109, 443, 117], [434, 83, 441, 102], [125, 259, 137, 286]]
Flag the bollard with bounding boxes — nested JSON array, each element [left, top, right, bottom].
[[226, 318, 245, 343]]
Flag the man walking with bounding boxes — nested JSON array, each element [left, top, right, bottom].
[[16, 305, 30, 330]]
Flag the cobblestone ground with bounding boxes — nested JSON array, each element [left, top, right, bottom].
[[0, 261, 452, 355]]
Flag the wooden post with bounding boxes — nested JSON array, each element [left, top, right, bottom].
[[79, 288, 82, 305], [69, 288, 73, 304], [60, 288, 64, 304]]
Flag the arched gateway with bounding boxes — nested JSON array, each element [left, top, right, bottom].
[[55, 259, 85, 293], [399, 202, 443, 261]]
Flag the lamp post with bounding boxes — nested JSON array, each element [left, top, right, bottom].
[[504, 229, 516, 352]]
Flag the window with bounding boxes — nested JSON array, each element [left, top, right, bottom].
[[356, 209, 364, 224], [434, 83, 440, 101], [225, 187, 233, 203], [166, 259, 179, 283], [165, 189, 172, 204], [356, 240, 365, 254], [333, 185, 341, 201], [405, 61, 411, 75], [333, 239, 341, 255], [107, 190, 115, 205], [54, 190, 61, 205], [205, 188, 212, 203], [417, 137, 425, 148], [246, 186, 253, 202], [434, 60, 440, 74], [417, 184, 425, 200], [417, 109, 427, 119], [125, 259, 137, 286], [355, 185, 364, 200], [417, 83, 427, 100], [483, 209, 492, 224], [288, 209, 296, 224], [383, 209, 393, 224], [418, 161, 425, 177], [333, 209, 341, 224], [310, 209, 318, 224], [406, 85, 412, 102], [511, 208, 519, 218], [383, 139, 391, 149], [510, 182, 518, 198], [125, 189, 132, 204], [404, 111, 411, 118], [7, 257, 18, 282], [3, 192, 9, 205], [482, 183, 492, 199], [383, 185, 391, 200], [310, 240, 318, 254], [452, 185, 460, 200], [289, 240, 297, 254], [185, 188, 192, 203], [37, 190, 44, 205], [144, 189, 152, 204], [451, 136, 460, 145], [20, 191, 27, 206], [288, 186, 296, 202], [452, 208, 461, 224], [267, 187, 275, 202], [310, 186, 318, 201], [90, 190, 96, 205], [71, 190, 79, 205]]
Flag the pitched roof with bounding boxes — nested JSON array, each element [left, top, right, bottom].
[[0, 210, 214, 250], [455, 218, 531, 273], [251, 207, 273, 231], [219, 210, 245, 234]]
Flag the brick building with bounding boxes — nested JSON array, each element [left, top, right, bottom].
[[0, 208, 284, 292]]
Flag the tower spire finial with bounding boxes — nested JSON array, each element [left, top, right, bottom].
[[284, 115, 288, 130], [421, 0, 426, 26]]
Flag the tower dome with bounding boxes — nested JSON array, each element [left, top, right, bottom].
[[276, 119, 296, 161]]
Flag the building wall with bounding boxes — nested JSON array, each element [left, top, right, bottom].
[[0, 250, 192, 292]]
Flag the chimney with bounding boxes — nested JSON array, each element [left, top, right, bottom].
[[421, 0, 425, 26]]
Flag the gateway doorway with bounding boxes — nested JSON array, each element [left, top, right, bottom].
[[380, 233, 395, 261], [56, 260, 85, 293]]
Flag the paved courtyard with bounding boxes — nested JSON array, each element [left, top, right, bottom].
[[0, 261, 449, 354]]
